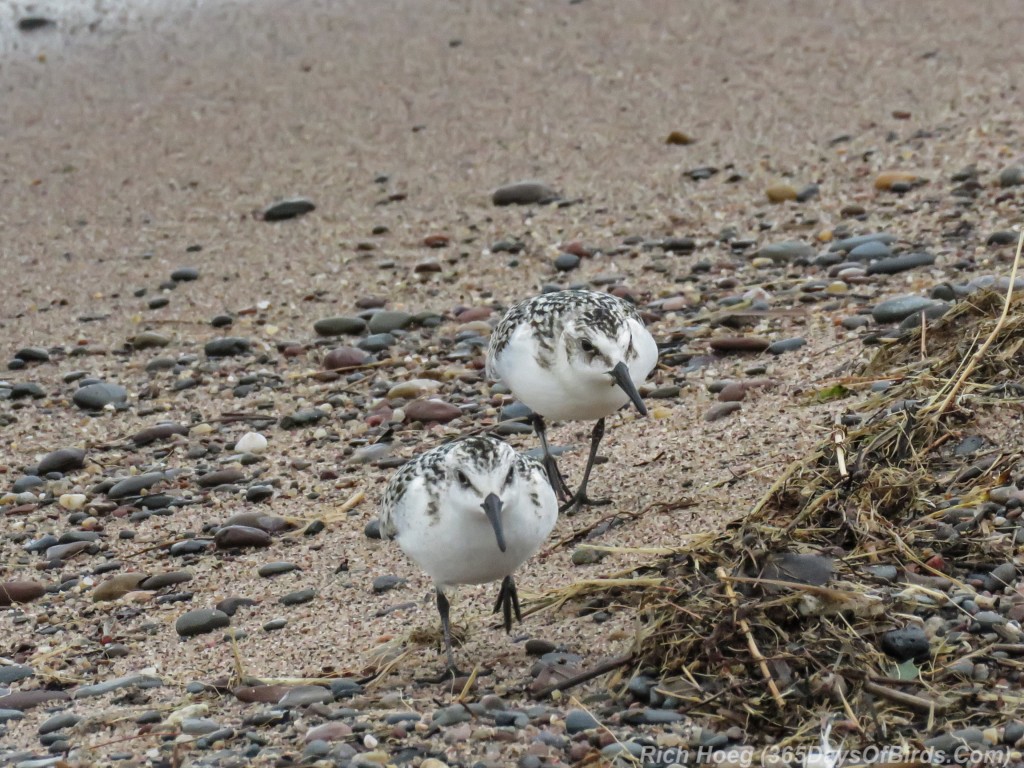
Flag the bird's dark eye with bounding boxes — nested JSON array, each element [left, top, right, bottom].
[[580, 339, 596, 353], [456, 470, 472, 489], [504, 466, 515, 487]]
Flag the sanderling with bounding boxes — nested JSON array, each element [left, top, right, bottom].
[[487, 289, 658, 510], [379, 435, 557, 679]]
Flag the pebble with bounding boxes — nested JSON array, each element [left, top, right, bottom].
[[139, 571, 193, 590], [234, 431, 268, 454], [74, 673, 163, 698], [37, 447, 86, 474], [204, 337, 251, 357], [280, 588, 317, 605], [314, 316, 366, 336], [564, 709, 600, 733], [999, 166, 1024, 188], [828, 232, 895, 253], [0, 581, 47, 605], [571, 547, 604, 565], [73, 382, 128, 410], [133, 331, 171, 350], [874, 170, 920, 190], [492, 181, 559, 206], [215, 525, 272, 548], [305, 722, 353, 742], [15, 346, 49, 363], [987, 230, 1018, 246], [0, 666, 33, 684], [258, 561, 299, 577], [866, 251, 936, 275], [871, 295, 936, 324], [39, 712, 81, 734], [879, 626, 930, 662], [705, 402, 741, 422], [175, 608, 231, 637], [766, 337, 806, 355], [710, 336, 770, 353], [358, 332, 396, 352], [405, 399, 461, 423], [765, 183, 797, 203], [278, 685, 332, 707], [171, 267, 200, 282], [197, 468, 245, 488], [372, 575, 405, 593], [263, 197, 316, 221], [0, 689, 70, 710], [367, 310, 414, 334], [554, 252, 580, 271], [92, 573, 149, 601], [847, 240, 891, 261], [621, 708, 684, 725], [132, 422, 189, 446], [108, 471, 166, 499], [387, 379, 441, 400], [324, 346, 370, 369], [756, 241, 813, 262]]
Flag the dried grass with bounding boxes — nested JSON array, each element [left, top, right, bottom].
[[534, 234, 1024, 742]]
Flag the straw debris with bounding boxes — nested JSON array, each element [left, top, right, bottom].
[[536, 238, 1024, 743]]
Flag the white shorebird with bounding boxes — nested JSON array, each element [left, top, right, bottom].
[[487, 289, 659, 510], [379, 435, 558, 679]]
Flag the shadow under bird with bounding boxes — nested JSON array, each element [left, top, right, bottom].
[[378, 435, 558, 680], [486, 289, 659, 511]]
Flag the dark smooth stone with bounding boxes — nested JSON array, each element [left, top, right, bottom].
[[73, 382, 127, 410], [204, 337, 251, 357], [37, 447, 86, 474], [263, 197, 316, 221], [175, 608, 231, 638]]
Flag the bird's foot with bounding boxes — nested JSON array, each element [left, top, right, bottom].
[[492, 575, 522, 633], [559, 491, 612, 515]]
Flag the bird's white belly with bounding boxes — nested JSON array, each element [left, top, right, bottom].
[[396, 510, 551, 588], [493, 332, 657, 421]]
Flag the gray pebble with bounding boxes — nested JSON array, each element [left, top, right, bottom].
[[564, 708, 600, 733], [999, 166, 1024, 188], [74, 673, 163, 698], [175, 608, 231, 638], [171, 268, 200, 282], [866, 251, 936, 275], [372, 575, 405, 593], [367, 311, 413, 334], [278, 685, 331, 707], [766, 337, 806, 355], [37, 447, 85, 474], [871, 295, 936, 324], [621, 708, 683, 725], [828, 232, 895, 253], [73, 382, 127, 410], [181, 717, 221, 735], [847, 240, 891, 261], [357, 333, 396, 352], [204, 337, 251, 357], [39, 712, 80, 734], [879, 626, 930, 661], [432, 704, 473, 726], [15, 347, 49, 363], [258, 562, 299, 578], [108, 472, 166, 499], [314, 316, 367, 336], [492, 181, 559, 206], [554, 252, 580, 271], [756, 240, 814, 263], [263, 197, 316, 221], [279, 588, 317, 606]]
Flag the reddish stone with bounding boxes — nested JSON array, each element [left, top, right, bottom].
[[233, 684, 290, 704], [456, 307, 493, 322], [709, 336, 771, 353], [405, 399, 462, 423], [424, 234, 450, 248], [0, 580, 46, 606], [323, 347, 370, 370], [562, 241, 591, 258]]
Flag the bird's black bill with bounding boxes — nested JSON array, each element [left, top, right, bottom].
[[482, 492, 506, 552], [609, 361, 647, 416]]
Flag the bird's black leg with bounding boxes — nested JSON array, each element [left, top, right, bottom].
[[531, 414, 572, 502], [560, 418, 612, 513], [417, 588, 465, 683], [492, 575, 522, 633]]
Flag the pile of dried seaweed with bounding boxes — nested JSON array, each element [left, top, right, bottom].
[[536, 258, 1024, 744]]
